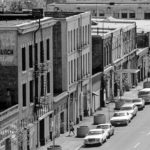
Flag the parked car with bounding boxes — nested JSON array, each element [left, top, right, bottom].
[[96, 123, 114, 138], [120, 103, 138, 118], [110, 111, 132, 126], [84, 129, 107, 146], [138, 88, 150, 104], [132, 98, 145, 110]]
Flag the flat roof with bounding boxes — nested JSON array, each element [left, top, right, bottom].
[[102, 17, 150, 33], [0, 17, 52, 28], [92, 17, 135, 36], [65, 0, 150, 3]]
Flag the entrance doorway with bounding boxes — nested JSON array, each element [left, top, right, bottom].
[[40, 119, 45, 146]]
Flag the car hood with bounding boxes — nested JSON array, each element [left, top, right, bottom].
[[84, 134, 103, 139], [134, 102, 142, 105]]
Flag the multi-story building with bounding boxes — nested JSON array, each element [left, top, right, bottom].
[[91, 18, 137, 109], [0, 11, 57, 150], [47, 0, 150, 20], [45, 11, 92, 136]]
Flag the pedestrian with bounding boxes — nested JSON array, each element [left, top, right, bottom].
[[69, 120, 75, 136]]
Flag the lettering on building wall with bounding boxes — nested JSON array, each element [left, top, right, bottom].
[[0, 49, 13, 55]]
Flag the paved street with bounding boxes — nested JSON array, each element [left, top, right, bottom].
[[39, 80, 148, 150], [79, 104, 150, 150]]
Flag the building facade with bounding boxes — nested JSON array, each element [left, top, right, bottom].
[[45, 11, 92, 137], [91, 18, 138, 107], [0, 13, 56, 150], [47, 0, 150, 20]]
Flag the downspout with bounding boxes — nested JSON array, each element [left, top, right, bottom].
[[33, 19, 41, 148]]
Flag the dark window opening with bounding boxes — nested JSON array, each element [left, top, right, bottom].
[[40, 41, 44, 63], [29, 45, 33, 68], [99, 13, 104, 16], [23, 83, 26, 107], [47, 72, 50, 93], [35, 43, 38, 62], [41, 75, 44, 96], [47, 39, 50, 60], [22, 47, 26, 71], [129, 13, 135, 18], [121, 13, 127, 18], [30, 80, 33, 103], [144, 13, 150, 19]]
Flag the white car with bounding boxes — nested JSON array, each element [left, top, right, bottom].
[[84, 129, 107, 146], [110, 111, 132, 126], [96, 123, 114, 138], [120, 103, 138, 118], [132, 98, 145, 110]]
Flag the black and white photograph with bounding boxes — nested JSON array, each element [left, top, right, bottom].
[[0, 0, 150, 150]]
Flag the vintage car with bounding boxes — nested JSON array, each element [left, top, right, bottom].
[[96, 123, 114, 138], [110, 111, 132, 126], [84, 129, 107, 146]]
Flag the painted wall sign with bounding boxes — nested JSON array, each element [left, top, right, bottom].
[[0, 31, 16, 65]]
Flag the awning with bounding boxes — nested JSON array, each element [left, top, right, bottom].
[[92, 91, 99, 96], [116, 69, 140, 74]]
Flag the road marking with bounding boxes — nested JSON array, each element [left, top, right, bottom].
[[134, 142, 140, 149]]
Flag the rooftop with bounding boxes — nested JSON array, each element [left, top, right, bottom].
[[65, 0, 150, 4], [45, 11, 82, 18], [91, 17, 135, 37]]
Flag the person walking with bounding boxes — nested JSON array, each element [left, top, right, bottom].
[[69, 120, 75, 136]]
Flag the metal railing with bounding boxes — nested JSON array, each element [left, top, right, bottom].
[[0, 104, 19, 123]]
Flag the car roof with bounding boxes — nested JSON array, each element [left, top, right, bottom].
[[97, 123, 111, 126]]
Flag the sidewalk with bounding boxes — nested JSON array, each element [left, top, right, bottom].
[[38, 81, 144, 150]]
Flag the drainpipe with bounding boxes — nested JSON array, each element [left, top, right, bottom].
[[33, 19, 41, 148]]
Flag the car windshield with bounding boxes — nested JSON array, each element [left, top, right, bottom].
[[120, 107, 132, 110], [97, 125, 109, 129], [113, 113, 125, 117], [133, 99, 141, 103], [88, 130, 103, 135]]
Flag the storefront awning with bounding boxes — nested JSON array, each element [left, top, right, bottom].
[[116, 69, 140, 74], [92, 91, 99, 96]]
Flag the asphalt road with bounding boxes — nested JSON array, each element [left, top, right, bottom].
[[79, 105, 150, 150]]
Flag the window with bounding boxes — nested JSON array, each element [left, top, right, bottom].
[[40, 41, 44, 63], [22, 83, 26, 106], [41, 75, 44, 96], [121, 13, 127, 18], [47, 72, 50, 93], [35, 43, 38, 62], [99, 13, 104, 16], [30, 80, 33, 103], [113, 12, 119, 18], [29, 45, 33, 68], [47, 39, 50, 60], [71, 60, 73, 83], [22, 47, 26, 71], [144, 13, 150, 19], [129, 13, 135, 18]]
